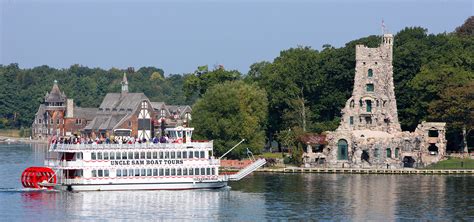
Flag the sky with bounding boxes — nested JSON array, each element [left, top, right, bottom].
[[1, 0, 472, 75]]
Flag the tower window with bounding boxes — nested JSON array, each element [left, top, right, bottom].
[[349, 116, 354, 125], [366, 84, 374, 92], [366, 100, 372, 112], [368, 69, 373, 77]]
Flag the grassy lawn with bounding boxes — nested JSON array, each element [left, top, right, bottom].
[[0, 129, 21, 138], [424, 157, 474, 169], [258, 152, 285, 159]]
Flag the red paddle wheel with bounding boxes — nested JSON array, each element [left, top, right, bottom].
[[21, 167, 57, 189]]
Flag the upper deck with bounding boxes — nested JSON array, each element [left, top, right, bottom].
[[50, 141, 213, 152]]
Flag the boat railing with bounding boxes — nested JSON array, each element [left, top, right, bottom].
[[50, 141, 213, 151]]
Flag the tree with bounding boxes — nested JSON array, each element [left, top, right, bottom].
[[455, 16, 474, 37], [191, 81, 268, 159], [183, 65, 241, 103]]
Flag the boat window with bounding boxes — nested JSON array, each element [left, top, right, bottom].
[[153, 152, 158, 159], [159, 152, 164, 159], [104, 152, 109, 160], [147, 169, 152, 176], [183, 168, 188, 176], [194, 151, 199, 158], [153, 169, 158, 176], [212, 168, 215, 175], [98, 170, 103, 177], [171, 168, 176, 176], [97, 152, 103, 160], [194, 168, 199, 175], [159, 168, 164, 176], [201, 168, 205, 175], [134, 169, 140, 177], [76, 152, 83, 160], [129, 169, 134, 177], [200, 151, 205, 158], [134, 152, 139, 159], [92, 170, 97, 177], [128, 152, 133, 159], [140, 152, 146, 159], [165, 168, 170, 176], [116, 152, 121, 160], [165, 152, 170, 159], [104, 170, 109, 177], [189, 151, 193, 158], [140, 169, 146, 176], [116, 169, 122, 177], [177, 152, 182, 159], [123, 169, 128, 177], [206, 168, 211, 175], [183, 151, 187, 159], [147, 152, 152, 159], [110, 152, 115, 160], [177, 168, 182, 176], [171, 151, 176, 159], [189, 168, 194, 175], [91, 152, 96, 160], [122, 152, 127, 160]]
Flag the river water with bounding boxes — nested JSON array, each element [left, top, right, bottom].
[[1, 144, 474, 221]]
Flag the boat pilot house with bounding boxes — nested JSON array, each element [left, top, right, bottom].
[[32, 73, 192, 140]]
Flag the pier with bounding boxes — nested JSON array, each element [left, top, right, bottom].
[[244, 168, 474, 175]]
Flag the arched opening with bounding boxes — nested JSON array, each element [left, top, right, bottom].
[[428, 144, 438, 155], [361, 150, 369, 163], [337, 139, 348, 160], [386, 148, 391, 158], [368, 69, 373, 77], [350, 100, 355, 108], [403, 156, 415, 168]]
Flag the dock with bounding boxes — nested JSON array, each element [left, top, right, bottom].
[[246, 168, 474, 175]]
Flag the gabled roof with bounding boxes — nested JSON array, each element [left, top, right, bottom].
[[45, 80, 67, 103], [99, 93, 148, 111], [35, 104, 46, 116], [74, 107, 98, 119]]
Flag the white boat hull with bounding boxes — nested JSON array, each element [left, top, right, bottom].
[[57, 181, 227, 191]]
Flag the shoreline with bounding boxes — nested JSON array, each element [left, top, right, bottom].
[[223, 167, 474, 175], [0, 136, 47, 144]]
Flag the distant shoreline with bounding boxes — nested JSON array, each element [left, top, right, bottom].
[[0, 136, 47, 144]]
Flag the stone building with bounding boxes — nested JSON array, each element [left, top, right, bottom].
[[32, 80, 97, 139], [32, 74, 192, 140], [304, 33, 447, 168]]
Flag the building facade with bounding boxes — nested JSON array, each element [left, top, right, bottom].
[[32, 74, 192, 140], [304, 34, 447, 168]]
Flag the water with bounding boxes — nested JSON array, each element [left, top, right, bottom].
[[1, 144, 474, 221]]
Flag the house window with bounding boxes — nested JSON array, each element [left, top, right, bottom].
[[128, 121, 132, 127], [141, 101, 148, 109], [374, 148, 380, 158], [349, 116, 354, 125], [366, 84, 374, 92], [386, 148, 391, 158], [368, 69, 373, 77], [38, 119, 42, 124], [160, 109, 166, 117], [395, 148, 400, 158], [75, 119, 82, 125]]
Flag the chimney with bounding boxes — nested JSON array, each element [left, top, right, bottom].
[[66, 99, 74, 118]]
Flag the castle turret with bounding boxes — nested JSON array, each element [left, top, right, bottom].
[[338, 33, 400, 133]]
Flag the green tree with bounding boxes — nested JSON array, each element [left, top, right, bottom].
[[191, 81, 268, 159]]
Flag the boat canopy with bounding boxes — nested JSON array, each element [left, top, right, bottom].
[[165, 127, 194, 143]]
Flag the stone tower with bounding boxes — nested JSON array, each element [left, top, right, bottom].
[[338, 34, 401, 133]]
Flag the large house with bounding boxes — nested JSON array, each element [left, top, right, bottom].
[[32, 74, 192, 140]]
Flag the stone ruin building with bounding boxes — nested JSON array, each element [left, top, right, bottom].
[[304, 33, 447, 168]]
